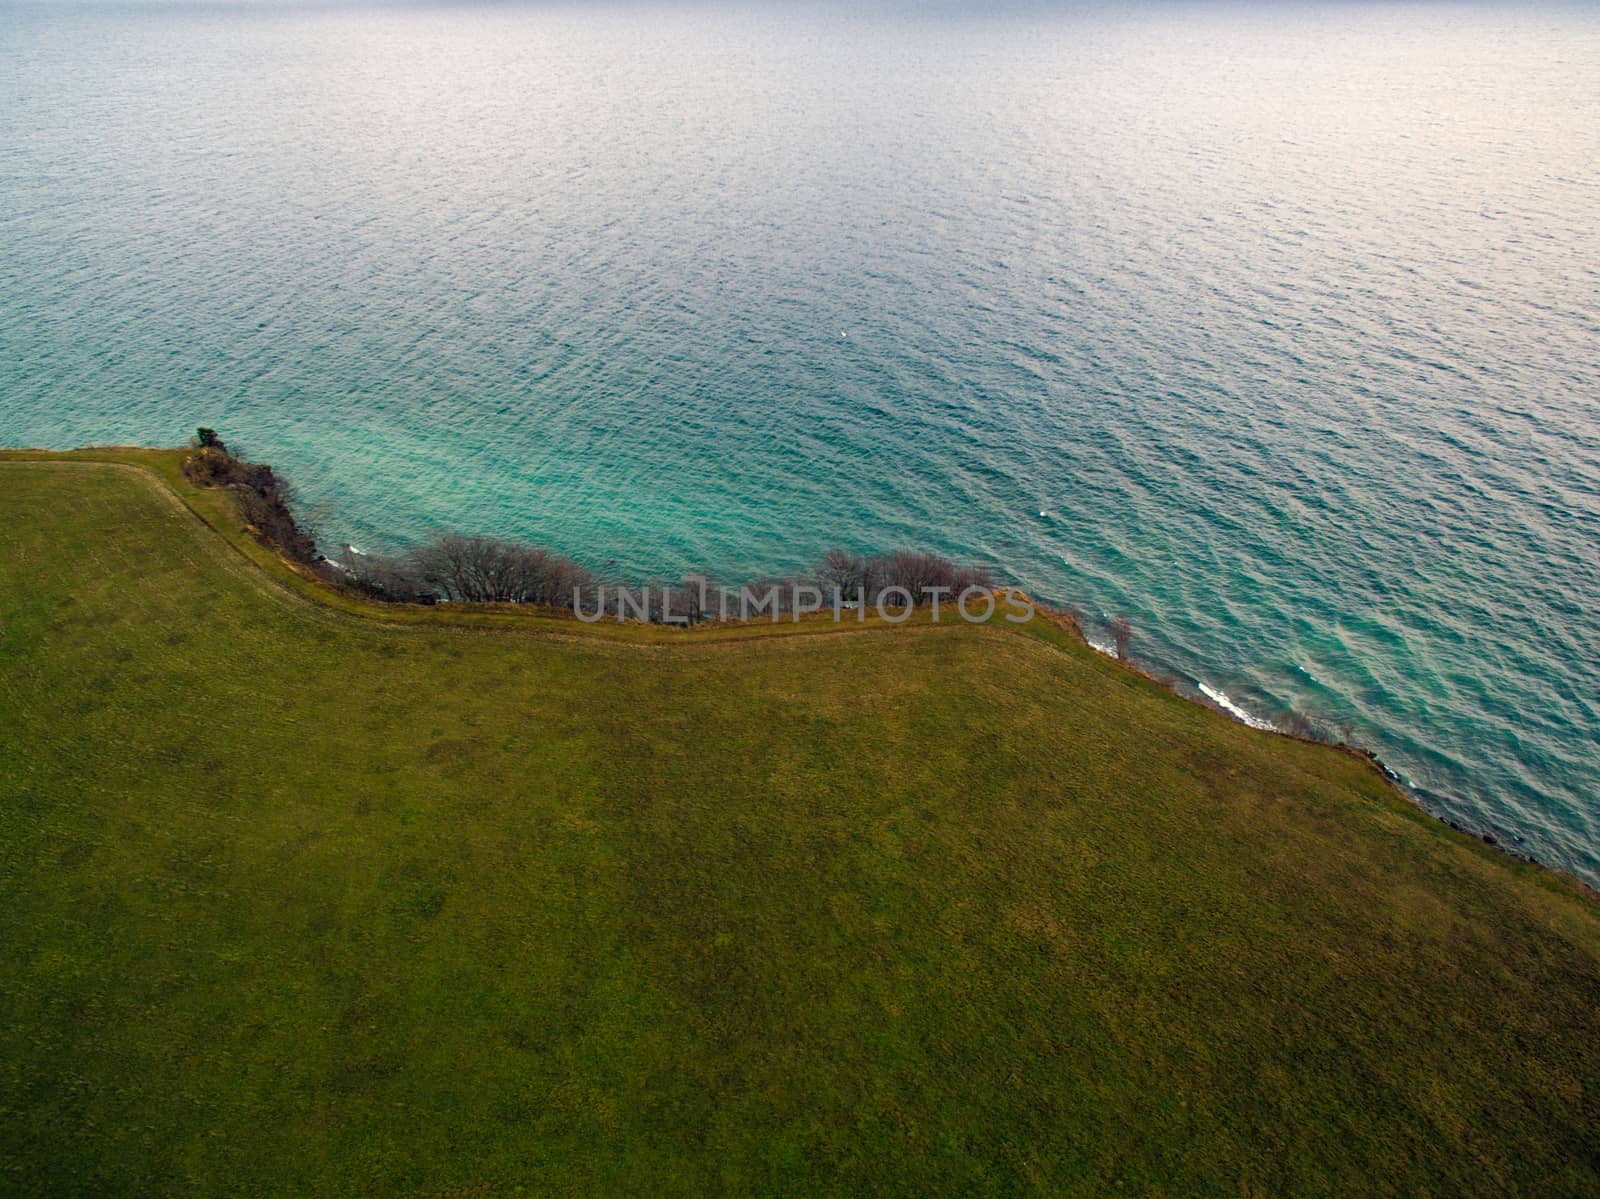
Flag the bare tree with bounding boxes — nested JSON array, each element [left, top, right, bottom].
[[407, 534, 591, 606], [339, 548, 430, 602], [881, 550, 941, 601], [950, 563, 995, 597], [818, 549, 867, 602]]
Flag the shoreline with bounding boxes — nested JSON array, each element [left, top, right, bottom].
[[2, 441, 1593, 900], [9, 443, 1599, 1192], [1072, 606, 1576, 886]]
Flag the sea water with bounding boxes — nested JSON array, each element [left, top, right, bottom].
[[2, 1, 1597, 882]]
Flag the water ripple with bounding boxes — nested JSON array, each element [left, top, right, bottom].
[[3, 2, 1599, 882]]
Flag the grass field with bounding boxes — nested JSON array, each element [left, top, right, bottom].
[[2, 455, 1597, 1196]]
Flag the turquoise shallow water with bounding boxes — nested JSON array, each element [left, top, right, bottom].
[[2, 2, 1598, 882]]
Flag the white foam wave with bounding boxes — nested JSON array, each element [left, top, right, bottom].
[[1199, 683, 1276, 731]]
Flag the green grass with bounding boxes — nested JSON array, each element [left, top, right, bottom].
[[1, 456, 1597, 1197]]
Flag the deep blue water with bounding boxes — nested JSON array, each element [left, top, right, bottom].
[[2, 1, 1598, 883]]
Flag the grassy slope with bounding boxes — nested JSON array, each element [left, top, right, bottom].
[[1, 458, 1597, 1197]]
